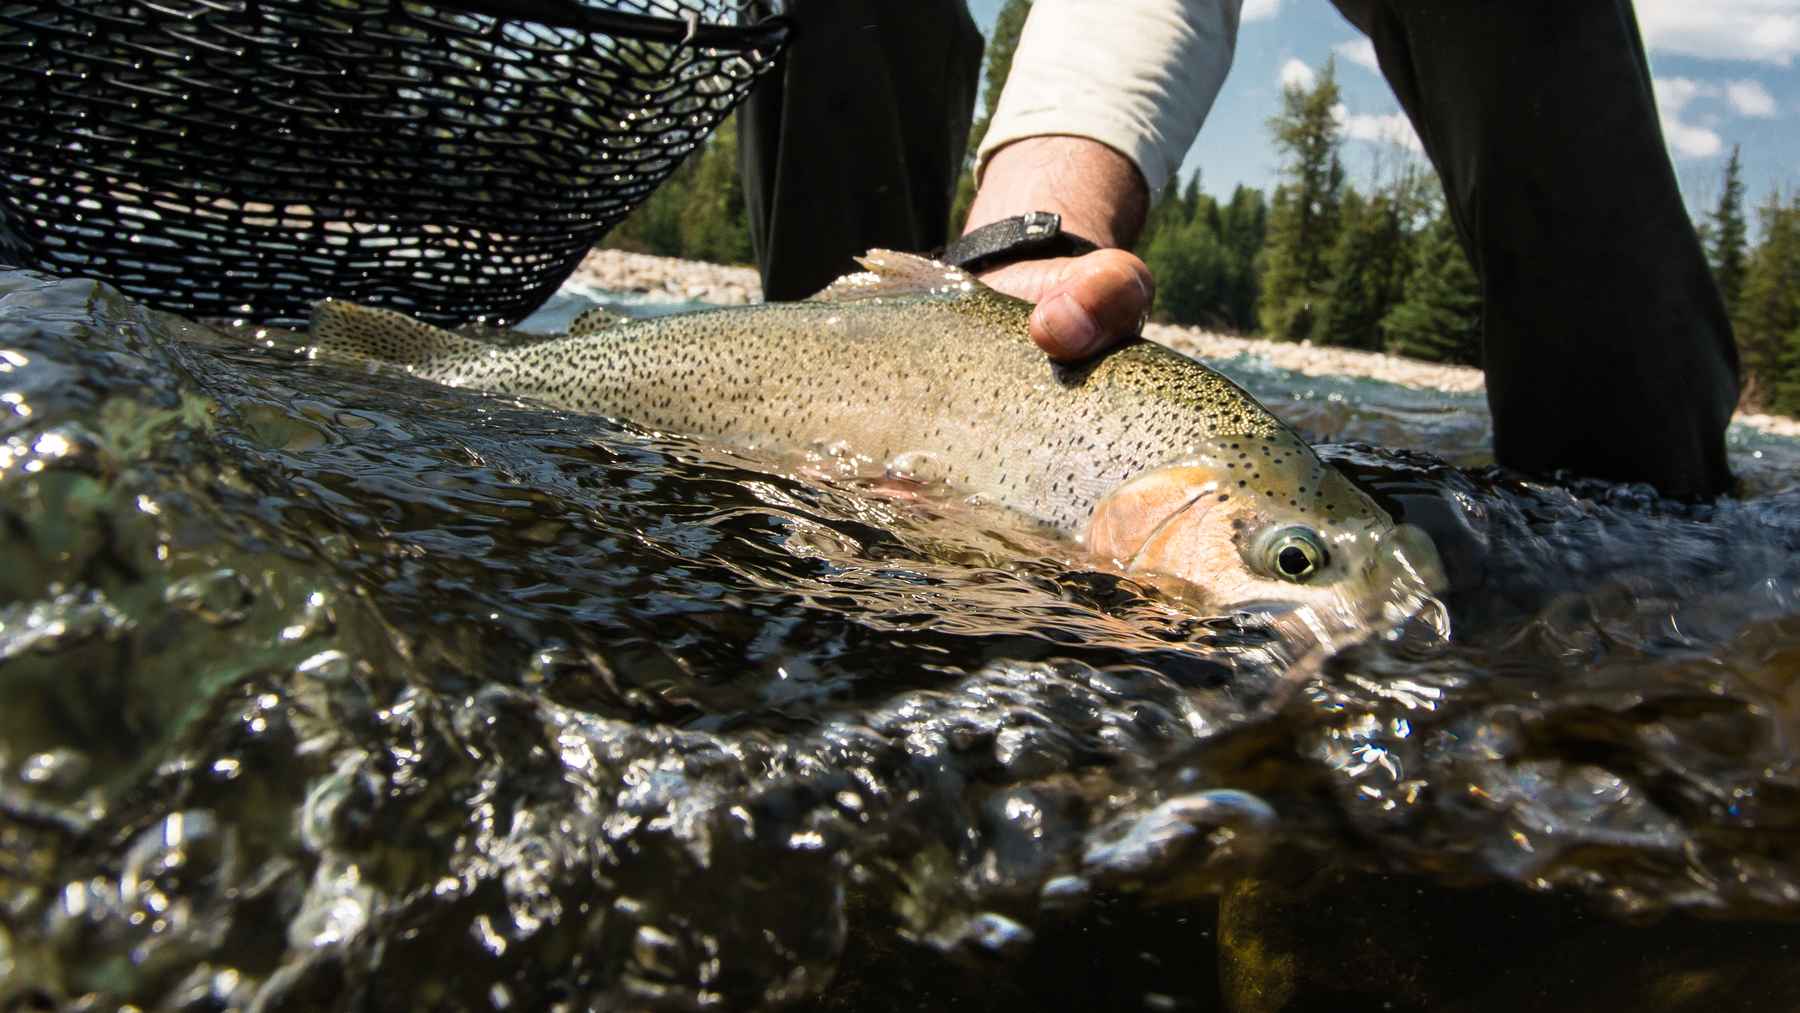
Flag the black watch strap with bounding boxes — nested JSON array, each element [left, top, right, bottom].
[[936, 211, 1101, 273]]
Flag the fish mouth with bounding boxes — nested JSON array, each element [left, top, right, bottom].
[[1232, 592, 1450, 661], [1378, 522, 1449, 595], [1359, 521, 1453, 642], [1371, 522, 1451, 639], [1231, 522, 1452, 651]]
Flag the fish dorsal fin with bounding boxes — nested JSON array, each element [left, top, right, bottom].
[[308, 300, 488, 369], [810, 249, 981, 303], [569, 306, 627, 335]]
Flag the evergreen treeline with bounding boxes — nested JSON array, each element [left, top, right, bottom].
[[1710, 146, 1800, 414], [603, 7, 1796, 408], [600, 113, 753, 266], [1136, 60, 1481, 364]]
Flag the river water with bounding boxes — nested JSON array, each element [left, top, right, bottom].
[[6, 268, 1800, 1010]]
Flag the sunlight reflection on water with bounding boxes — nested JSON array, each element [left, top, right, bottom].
[[6, 270, 1800, 1009]]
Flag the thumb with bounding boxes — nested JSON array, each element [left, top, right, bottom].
[[1027, 249, 1155, 361]]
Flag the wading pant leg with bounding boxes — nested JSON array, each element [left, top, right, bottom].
[[737, 0, 984, 302], [1330, 0, 1740, 499]]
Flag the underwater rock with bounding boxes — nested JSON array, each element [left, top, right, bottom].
[[1219, 859, 1800, 1013]]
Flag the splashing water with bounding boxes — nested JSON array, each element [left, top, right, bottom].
[[6, 270, 1800, 1010]]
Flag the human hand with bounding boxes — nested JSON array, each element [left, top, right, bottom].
[[962, 136, 1155, 361], [977, 248, 1154, 361]]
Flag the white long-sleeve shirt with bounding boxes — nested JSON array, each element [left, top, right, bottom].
[[975, 0, 1242, 195]]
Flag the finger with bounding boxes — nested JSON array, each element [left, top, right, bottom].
[[972, 257, 1072, 305], [1027, 249, 1154, 361]]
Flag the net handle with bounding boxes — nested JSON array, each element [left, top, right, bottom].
[[440, 0, 790, 49]]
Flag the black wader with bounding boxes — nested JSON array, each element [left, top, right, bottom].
[[1331, 0, 1740, 498], [737, 0, 984, 302]]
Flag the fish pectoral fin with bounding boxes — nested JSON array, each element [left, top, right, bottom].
[[568, 306, 628, 335], [809, 249, 985, 303], [308, 300, 489, 369], [884, 450, 951, 485]]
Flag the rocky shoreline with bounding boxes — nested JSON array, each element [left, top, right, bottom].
[[573, 248, 1800, 438], [572, 248, 761, 307]]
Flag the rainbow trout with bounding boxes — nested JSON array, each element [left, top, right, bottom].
[[310, 251, 1445, 623]]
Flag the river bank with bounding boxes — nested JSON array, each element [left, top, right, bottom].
[[573, 248, 1800, 438]]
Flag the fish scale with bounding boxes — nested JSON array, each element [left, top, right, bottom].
[[313, 259, 1336, 533], [310, 251, 1444, 620]]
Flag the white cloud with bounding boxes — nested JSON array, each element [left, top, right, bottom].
[[1653, 77, 1725, 158], [1725, 79, 1779, 116], [1242, 0, 1281, 22], [1660, 120, 1723, 159], [1278, 58, 1315, 91], [1654, 76, 1709, 110], [1333, 37, 1380, 73], [1636, 0, 1800, 66], [1329, 103, 1424, 152]]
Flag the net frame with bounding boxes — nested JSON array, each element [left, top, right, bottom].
[[0, 0, 788, 325]]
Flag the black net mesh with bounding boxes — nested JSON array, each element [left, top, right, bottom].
[[0, 0, 786, 325]]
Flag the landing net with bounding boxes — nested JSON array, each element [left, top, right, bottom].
[[0, 1, 786, 325]]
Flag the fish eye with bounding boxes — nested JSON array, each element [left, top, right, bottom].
[[1262, 527, 1327, 583]]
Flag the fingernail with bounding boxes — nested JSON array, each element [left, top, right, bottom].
[[1035, 291, 1100, 358], [1126, 264, 1152, 304], [1121, 268, 1154, 329]]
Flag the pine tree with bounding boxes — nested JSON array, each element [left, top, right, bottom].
[[1382, 212, 1483, 365], [1220, 248, 1258, 332], [1778, 320, 1800, 415], [1141, 177, 1188, 244], [1314, 186, 1410, 350], [1145, 214, 1233, 328], [949, 0, 1032, 231], [601, 142, 701, 257], [1258, 60, 1345, 341], [1219, 185, 1267, 328], [1707, 144, 1750, 318], [1221, 185, 1266, 255], [676, 114, 754, 264], [1181, 173, 1204, 221], [1381, 155, 1440, 238], [1736, 191, 1800, 409], [1200, 191, 1224, 240]]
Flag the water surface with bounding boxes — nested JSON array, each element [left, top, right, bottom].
[[5, 270, 1800, 1010]]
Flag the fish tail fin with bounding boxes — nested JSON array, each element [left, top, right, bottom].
[[308, 300, 488, 370]]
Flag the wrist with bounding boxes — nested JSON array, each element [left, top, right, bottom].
[[964, 136, 1149, 249]]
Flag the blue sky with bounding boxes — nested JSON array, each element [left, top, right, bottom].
[[966, 0, 1799, 219]]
